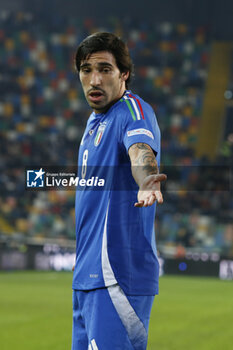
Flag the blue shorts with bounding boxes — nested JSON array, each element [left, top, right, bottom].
[[72, 284, 155, 350]]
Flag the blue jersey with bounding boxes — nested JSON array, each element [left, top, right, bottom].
[[72, 90, 161, 295]]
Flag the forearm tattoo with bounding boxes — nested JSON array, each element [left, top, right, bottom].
[[130, 143, 159, 176]]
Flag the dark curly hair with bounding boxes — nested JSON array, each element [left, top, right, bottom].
[[75, 32, 133, 88]]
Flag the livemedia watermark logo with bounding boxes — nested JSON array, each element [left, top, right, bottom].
[[26, 168, 45, 188], [25, 164, 231, 191], [25, 166, 105, 190]]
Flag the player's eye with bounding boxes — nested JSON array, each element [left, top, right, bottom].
[[81, 68, 91, 73], [101, 67, 111, 73]]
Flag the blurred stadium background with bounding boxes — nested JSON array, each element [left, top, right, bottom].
[[0, 0, 232, 349]]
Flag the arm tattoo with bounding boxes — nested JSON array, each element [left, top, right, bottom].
[[130, 143, 159, 176]]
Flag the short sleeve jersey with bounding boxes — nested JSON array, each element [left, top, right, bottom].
[[72, 90, 161, 295]]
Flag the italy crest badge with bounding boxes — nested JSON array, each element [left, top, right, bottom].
[[94, 122, 107, 146]]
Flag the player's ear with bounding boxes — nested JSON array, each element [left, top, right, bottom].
[[121, 71, 129, 82]]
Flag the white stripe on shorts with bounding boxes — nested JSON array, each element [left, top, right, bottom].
[[107, 284, 147, 349]]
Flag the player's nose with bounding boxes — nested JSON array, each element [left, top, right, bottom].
[[90, 71, 102, 86]]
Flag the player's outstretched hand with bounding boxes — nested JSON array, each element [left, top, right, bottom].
[[134, 173, 167, 207]]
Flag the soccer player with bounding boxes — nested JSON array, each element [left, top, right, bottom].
[[72, 32, 166, 350]]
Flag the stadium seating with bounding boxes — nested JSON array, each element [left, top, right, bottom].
[[0, 12, 232, 257]]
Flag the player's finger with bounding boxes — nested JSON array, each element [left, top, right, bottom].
[[144, 192, 163, 206], [155, 191, 163, 204], [155, 173, 167, 182], [143, 196, 152, 207], [134, 200, 144, 207], [148, 193, 156, 206]]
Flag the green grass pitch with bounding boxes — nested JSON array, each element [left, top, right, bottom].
[[0, 272, 232, 350]]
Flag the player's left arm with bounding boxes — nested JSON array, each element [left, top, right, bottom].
[[128, 143, 167, 207]]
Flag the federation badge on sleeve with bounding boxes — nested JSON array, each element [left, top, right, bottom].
[[94, 122, 107, 146]]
